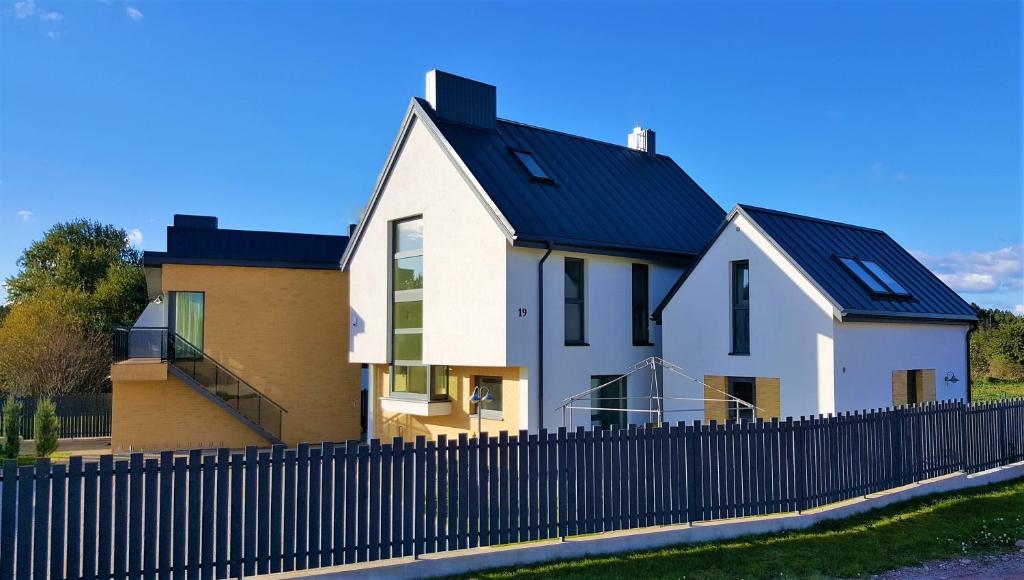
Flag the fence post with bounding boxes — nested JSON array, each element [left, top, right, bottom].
[[794, 417, 806, 514]]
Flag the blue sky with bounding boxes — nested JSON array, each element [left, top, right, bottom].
[[1, 1, 1021, 311]]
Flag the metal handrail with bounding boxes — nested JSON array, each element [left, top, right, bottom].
[[167, 332, 288, 413]]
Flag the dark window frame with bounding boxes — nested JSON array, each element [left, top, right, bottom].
[[564, 257, 587, 346], [632, 263, 652, 346], [590, 375, 628, 430], [728, 376, 756, 422], [730, 260, 750, 355]]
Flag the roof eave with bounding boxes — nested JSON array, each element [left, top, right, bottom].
[[839, 310, 978, 325], [513, 236, 697, 264], [340, 98, 516, 271]]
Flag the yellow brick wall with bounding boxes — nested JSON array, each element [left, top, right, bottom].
[[373, 364, 523, 440], [703, 375, 729, 423], [755, 377, 781, 420], [892, 370, 908, 406], [919, 369, 936, 402], [155, 264, 362, 446], [112, 367, 269, 451]]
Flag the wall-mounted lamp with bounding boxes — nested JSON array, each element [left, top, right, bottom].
[[944, 371, 960, 386]]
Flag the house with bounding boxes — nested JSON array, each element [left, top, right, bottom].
[[110, 215, 363, 451], [344, 70, 726, 439], [653, 205, 977, 423]]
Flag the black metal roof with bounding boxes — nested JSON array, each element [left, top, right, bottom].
[[144, 215, 348, 270], [422, 99, 726, 258], [655, 205, 976, 323]]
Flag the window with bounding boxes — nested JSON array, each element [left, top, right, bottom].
[[892, 369, 936, 406], [389, 217, 446, 401], [564, 258, 586, 345], [838, 256, 911, 298], [471, 376, 503, 419], [171, 291, 204, 359], [511, 150, 553, 182], [731, 261, 750, 354], [590, 375, 627, 429], [632, 264, 650, 345], [728, 377, 756, 421]]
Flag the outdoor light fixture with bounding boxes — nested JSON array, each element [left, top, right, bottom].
[[154, 294, 163, 305], [469, 385, 493, 436], [944, 371, 960, 386]]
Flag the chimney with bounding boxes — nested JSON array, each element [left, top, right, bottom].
[[425, 70, 497, 130], [173, 215, 218, 229], [628, 126, 656, 155]]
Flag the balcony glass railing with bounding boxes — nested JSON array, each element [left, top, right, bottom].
[[112, 327, 287, 441]]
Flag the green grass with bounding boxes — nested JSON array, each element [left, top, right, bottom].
[[973, 379, 1024, 403], [450, 478, 1024, 580], [12, 452, 74, 466]]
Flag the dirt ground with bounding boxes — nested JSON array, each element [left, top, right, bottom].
[[20, 437, 112, 460], [873, 551, 1024, 579]]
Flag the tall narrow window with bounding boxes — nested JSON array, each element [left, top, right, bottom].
[[731, 261, 750, 354], [390, 217, 443, 400], [172, 291, 204, 359], [471, 376, 503, 419], [632, 264, 650, 345], [590, 375, 627, 430], [564, 258, 585, 345]]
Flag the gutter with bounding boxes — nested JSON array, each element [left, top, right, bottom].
[[537, 243, 553, 431]]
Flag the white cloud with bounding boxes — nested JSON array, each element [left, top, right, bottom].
[[913, 245, 1023, 294], [14, 0, 36, 18], [40, 10, 61, 21], [127, 228, 144, 246], [1015, 304, 1024, 315], [46, 30, 62, 39], [125, 6, 144, 21], [16, 210, 32, 222]]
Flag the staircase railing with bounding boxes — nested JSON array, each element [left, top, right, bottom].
[[112, 327, 287, 441]]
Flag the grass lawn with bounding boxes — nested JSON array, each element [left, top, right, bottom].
[[450, 478, 1024, 579], [973, 380, 1024, 402]]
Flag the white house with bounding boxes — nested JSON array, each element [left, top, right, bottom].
[[342, 70, 725, 440], [653, 205, 977, 423]]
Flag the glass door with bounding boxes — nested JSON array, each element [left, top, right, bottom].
[[591, 375, 627, 430]]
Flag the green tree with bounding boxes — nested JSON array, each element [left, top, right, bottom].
[[2, 398, 22, 459], [0, 288, 110, 396], [32, 398, 60, 457], [4, 219, 146, 330]]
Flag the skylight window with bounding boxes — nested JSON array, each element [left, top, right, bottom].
[[838, 256, 912, 298], [511, 150, 553, 182]]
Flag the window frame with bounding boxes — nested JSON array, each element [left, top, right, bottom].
[[510, 149, 555, 184], [836, 255, 913, 300], [470, 375, 503, 420], [730, 260, 750, 355], [728, 376, 756, 422], [564, 257, 587, 346], [590, 375, 628, 430], [632, 263, 652, 346]]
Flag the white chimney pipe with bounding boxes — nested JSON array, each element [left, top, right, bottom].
[[628, 126, 656, 155]]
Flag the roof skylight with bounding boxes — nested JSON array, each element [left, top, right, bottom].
[[838, 256, 911, 298], [511, 150, 553, 182]]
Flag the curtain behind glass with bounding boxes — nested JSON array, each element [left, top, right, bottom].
[[174, 292, 204, 356]]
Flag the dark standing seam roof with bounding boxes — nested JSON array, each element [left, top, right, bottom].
[[420, 99, 726, 257], [145, 223, 348, 270], [739, 205, 977, 321]]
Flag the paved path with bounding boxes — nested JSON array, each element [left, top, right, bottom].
[[874, 551, 1024, 579]]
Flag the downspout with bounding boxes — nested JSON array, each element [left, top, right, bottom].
[[537, 243, 553, 432], [965, 323, 976, 403]]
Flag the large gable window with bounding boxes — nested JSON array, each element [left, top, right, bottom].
[[390, 217, 446, 401], [838, 256, 911, 298]]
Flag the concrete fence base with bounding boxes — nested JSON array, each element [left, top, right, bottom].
[[267, 461, 1024, 579]]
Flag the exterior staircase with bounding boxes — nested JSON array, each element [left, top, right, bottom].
[[114, 328, 287, 445]]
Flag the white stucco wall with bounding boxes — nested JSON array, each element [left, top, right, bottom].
[[347, 116, 510, 366], [833, 321, 970, 410], [507, 247, 683, 431], [660, 213, 838, 421]]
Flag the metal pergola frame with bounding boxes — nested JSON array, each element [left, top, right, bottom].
[[556, 356, 762, 428]]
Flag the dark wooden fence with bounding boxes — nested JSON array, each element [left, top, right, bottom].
[[1, 399, 1021, 579], [0, 394, 112, 440]]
